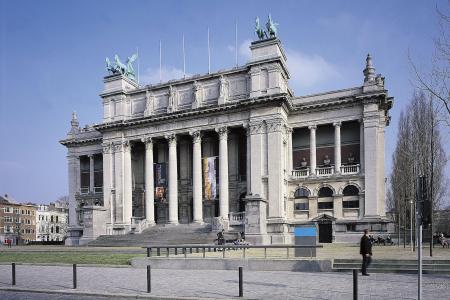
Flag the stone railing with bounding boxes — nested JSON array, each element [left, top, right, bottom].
[[229, 212, 245, 226], [79, 187, 90, 194], [316, 166, 334, 177], [291, 168, 309, 178], [340, 164, 360, 175]]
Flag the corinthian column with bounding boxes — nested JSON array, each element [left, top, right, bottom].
[[216, 126, 229, 220], [123, 140, 133, 224], [89, 154, 95, 192], [166, 134, 178, 224], [334, 122, 341, 173], [142, 136, 155, 225], [191, 130, 203, 223], [309, 125, 317, 175]]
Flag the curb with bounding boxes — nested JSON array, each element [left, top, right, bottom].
[[0, 287, 235, 300], [0, 262, 132, 268]]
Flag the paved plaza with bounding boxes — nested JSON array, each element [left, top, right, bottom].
[[0, 265, 449, 299]]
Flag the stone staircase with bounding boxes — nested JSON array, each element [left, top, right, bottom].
[[333, 259, 450, 274], [88, 224, 219, 247]]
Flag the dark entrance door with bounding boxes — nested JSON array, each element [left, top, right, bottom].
[[318, 223, 332, 243]]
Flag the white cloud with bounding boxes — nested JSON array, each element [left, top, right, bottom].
[[285, 49, 341, 93], [239, 39, 252, 62], [140, 66, 186, 85]]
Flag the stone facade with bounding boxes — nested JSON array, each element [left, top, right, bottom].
[[36, 202, 68, 242], [60, 38, 393, 245]]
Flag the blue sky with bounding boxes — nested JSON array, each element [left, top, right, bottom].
[[0, 0, 446, 204]]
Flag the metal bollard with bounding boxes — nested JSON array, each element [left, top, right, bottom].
[[202, 247, 206, 258], [184, 248, 187, 258], [157, 247, 161, 256], [147, 265, 151, 293], [175, 247, 178, 256], [12, 263, 15, 286], [166, 248, 169, 257], [264, 247, 267, 259], [238, 266, 243, 297], [147, 248, 151, 257], [73, 264, 77, 289], [353, 269, 358, 300]]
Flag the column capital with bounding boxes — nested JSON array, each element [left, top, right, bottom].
[[165, 133, 177, 146], [215, 126, 228, 140], [102, 142, 113, 154], [333, 121, 342, 127], [189, 130, 202, 143], [88, 154, 94, 159], [308, 124, 317, 130], [122, 140, 131, 152], [141, 136, 153, 149]]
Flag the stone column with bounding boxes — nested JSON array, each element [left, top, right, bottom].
[[245, 125, 251, 194], [102, 143, 113, 224], [166, 134, 179, 224], [123, 140, 133, 224], [309, 125, 317, 175], [68, 155, 80, 227], [334, 122, 341, 173], [359, 119, 364, 172], [89, 154, 95, 192], [287, 127, 293, 173], [191, 131, 203, 223], [142, 137, 155, 225], [216, 126, 229, 220]]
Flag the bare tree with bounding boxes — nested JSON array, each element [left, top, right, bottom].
[[389, 91, 448, 236], [410, 2, 450, 124]]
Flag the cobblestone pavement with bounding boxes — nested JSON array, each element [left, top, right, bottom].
[[0, 265, 449, 299]]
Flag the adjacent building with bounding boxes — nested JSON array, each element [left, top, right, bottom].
[[61, 32, 393, 245], [0, 195, 37, 245], [36, 201, 69, 242]]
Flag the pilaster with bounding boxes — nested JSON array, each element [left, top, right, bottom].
[[190, 130, 203, 223], [123, 140, 133, 225], [166, 133, 179, 224], [309, 125, 317, 175], [216, 126, 229, 220], [142, 136, 155, 225]]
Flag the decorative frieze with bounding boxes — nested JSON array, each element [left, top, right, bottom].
[[266, 119, 284, 133], [248, 121, 265, 135]]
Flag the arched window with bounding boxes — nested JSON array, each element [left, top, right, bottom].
[[318, 187, 333, 198], [318, 187, 333, 209], [343, 185, 360, 209], [343, 185, 359, 196], [294, 187, 310, 198]]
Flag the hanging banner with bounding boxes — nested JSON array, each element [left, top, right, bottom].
[[154, 162, 167, 200], [203, 157, 217, 201]]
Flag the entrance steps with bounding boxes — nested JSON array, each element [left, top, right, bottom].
[[333, 258, 450, 274], [88, 224, 218, 247]]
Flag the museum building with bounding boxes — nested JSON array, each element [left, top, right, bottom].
[[60, 34, 393, 245]]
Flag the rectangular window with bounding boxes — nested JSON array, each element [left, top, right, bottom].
[[318, 202, 333, 209], [4, 216, 13, 223], [346, 224, 356, 232], [13, 208, 19, 214], [343, 200, 360, 208], [294, 202, 309, 211], [4, 207, 12, 213]]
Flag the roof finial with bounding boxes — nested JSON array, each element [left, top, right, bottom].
[[363, 53, 376, 83], [70, 111, 79, 134]]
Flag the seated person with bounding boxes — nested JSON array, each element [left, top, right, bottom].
[[299, 157, 308, 168], [323, 155, 331, 166], [347, 153, 355, 164]]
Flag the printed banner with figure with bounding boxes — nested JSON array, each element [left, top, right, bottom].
[[154, 162, 167, 200], [203, 157, 217, 200]]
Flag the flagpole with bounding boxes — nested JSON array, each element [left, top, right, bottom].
[[136, 46, 140, 86], [235, 21, 238, 67], [183, 34, 186, 79], [159, 40, 162, 83], [208, 28, 211, 74]]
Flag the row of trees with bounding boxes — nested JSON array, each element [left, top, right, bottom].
[[388, 2, 449, 238]]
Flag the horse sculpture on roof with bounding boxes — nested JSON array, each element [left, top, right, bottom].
[[105, 53, 138, 81]]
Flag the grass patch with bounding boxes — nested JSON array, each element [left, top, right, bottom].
[[0, 252, 146, 265]]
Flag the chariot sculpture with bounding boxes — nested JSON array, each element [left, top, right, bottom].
[[106, 53, 138, 81], [255, 14, 278, 40]]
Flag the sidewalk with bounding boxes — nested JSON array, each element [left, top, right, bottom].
[[0, 265, 449, 299]]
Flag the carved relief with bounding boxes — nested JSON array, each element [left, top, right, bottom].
[[167, 86, 177, 113], [218, 75, 228, 105], [192, 81, 202, 109], [144, 91, 154, 116], [248, 121, 265, 135], [102, 142, 113, 154]]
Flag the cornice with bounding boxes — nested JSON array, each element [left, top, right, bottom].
[[60, 136, 102, 147], [94, 93, 290, 132]]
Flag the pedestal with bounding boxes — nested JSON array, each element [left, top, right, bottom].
[[78, 206, 107, 245], [65, 226, 83, 246], [244, 194, 269, 245]]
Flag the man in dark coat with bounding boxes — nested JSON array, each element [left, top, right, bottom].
[[360, 229, 372, 276]]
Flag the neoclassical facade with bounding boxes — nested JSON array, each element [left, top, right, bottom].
[[61, 37, 393, 245]]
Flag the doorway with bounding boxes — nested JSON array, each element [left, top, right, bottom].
[[318, 223, 333, 243]]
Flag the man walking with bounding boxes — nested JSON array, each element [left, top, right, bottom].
[[360, 229, 372, 276]]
